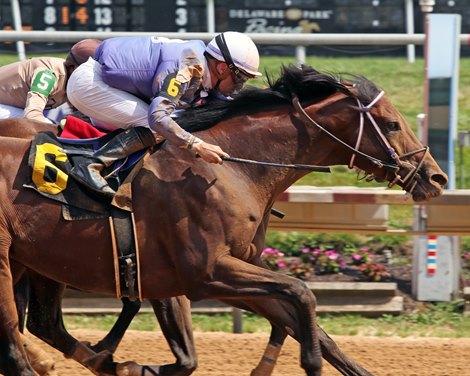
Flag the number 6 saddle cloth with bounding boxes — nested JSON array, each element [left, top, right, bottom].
[[23, 116, 149, 220]]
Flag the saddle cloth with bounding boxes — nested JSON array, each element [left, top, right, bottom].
[[24, 116, 148, 218]]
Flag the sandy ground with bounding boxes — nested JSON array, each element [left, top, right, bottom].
[[18, 329, 470, 376]]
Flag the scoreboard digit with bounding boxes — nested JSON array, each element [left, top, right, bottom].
[[0, 0, 206, 35]]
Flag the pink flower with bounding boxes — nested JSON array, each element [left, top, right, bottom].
[[313, 248, 323, 256], [262, 248, 274, 255]]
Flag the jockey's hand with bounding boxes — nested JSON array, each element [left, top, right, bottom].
[[191, 140, 229, 164]]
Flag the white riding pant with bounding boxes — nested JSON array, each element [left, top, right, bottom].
[[67, 58, 150, 132], [0, 103, 72, 124], [0, 104, 24, 119]]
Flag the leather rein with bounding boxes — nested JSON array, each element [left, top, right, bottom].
[[292, 91, 429, 194]]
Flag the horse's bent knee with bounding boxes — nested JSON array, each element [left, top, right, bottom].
[[180, 358, 197, 375], [291, 280, 317, 308], [302, 358, 322, 376]]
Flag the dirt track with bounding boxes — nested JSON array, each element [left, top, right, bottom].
[[23, 330, 470, 376]]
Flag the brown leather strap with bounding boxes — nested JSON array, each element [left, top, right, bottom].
[[109, 207, 140, 301]]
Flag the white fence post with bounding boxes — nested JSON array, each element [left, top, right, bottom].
[[405, 0, 416, 63], [10, 0, 26, 61], [295, 45, 306, 66]]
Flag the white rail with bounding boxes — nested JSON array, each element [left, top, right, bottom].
[[1, 30, 470, 46], [270, 187, 470, 236]]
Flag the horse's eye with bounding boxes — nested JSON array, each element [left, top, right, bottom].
[[383, 121, 401, 133]]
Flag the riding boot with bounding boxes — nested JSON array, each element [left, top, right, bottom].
[[70, 127, 156, 198]]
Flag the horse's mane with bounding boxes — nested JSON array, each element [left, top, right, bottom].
[[178, 64, 382, 133]]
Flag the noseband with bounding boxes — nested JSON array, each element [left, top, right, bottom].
[[292, 91, 428, 194]]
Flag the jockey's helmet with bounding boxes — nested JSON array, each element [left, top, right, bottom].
[[205, 32, 262, 78], [65, 39, 102, 69]]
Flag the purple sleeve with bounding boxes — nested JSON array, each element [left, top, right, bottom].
[[148, 96, 193, 147]]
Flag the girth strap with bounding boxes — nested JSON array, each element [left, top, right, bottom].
[[108, 207, 141, 301]]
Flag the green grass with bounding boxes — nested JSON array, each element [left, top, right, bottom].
[[63, 301, 470, 338], [62, 312, 272, 333]]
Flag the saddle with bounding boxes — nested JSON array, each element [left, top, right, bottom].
[[24, 116, 153, 300], [25, 116, 151, 218]]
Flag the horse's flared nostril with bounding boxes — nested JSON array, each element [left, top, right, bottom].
[[431, 173, 448, 188]]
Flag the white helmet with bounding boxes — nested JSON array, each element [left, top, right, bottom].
[[206, 31, 262, 77]]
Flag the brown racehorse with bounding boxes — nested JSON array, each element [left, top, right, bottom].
[[1, 120, 198, 376], [3, 118, 373, 376], [0, 65, 447, 376]]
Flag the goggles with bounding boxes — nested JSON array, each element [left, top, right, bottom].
[[215, 33, 253, 83], [231, 70, 251, 85]]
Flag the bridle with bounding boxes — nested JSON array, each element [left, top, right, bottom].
[[292, 90, 429, 194]]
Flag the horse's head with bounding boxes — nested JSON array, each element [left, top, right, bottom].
[[293, 72, 447, 202], [361, 93, 447, 201], [178, 65, 447, 202]]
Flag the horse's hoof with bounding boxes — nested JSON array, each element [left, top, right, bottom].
[[21, 333, 57, 376], [251, 368, 263, 376], [250, 364, 275, 376], [42, 370, 59, 376], [83, 350, 114, 374], [116, 361, 161, 376]]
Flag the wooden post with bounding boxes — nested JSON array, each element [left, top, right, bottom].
[[232, 308, 243, 333]]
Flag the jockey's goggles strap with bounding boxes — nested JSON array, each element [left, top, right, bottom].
[[215, 33, 244, 77], [67, 51, 80, 66]]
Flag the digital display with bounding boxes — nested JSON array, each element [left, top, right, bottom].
[[0, 0, 468, 55], [0, 0, 206, 35]]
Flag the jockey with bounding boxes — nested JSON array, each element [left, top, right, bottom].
[[66, 32, 262, 197], [0, 39, 101, 123]]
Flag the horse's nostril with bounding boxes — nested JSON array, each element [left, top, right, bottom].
[[431, 173, 448, 187]]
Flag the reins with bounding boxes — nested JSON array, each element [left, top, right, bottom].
[[291, 92, 429, 193], [221, 156, 330, 173], [292, 96, 397, 170]]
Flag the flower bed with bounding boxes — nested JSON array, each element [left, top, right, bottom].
[[261, 245, 390, 282], [263, 232, 420, 311]]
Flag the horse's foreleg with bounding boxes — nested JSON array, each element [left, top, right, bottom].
[[0, 249, 36, 375], [88, 296, 197, 376], [151, 296, 197, 375], [89, 297, 141, 354], [114, 297, 197, 376], [227, 298, 374, 376], [25, 271, 197, 376], [187, 256, 322, 376], [250, 324, 286, 376], [25, 271, 115, 375], [219, 299, 287, 376], [12, 264, 29, 333]]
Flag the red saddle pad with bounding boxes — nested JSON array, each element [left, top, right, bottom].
[[60, 115, 106, 139]]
